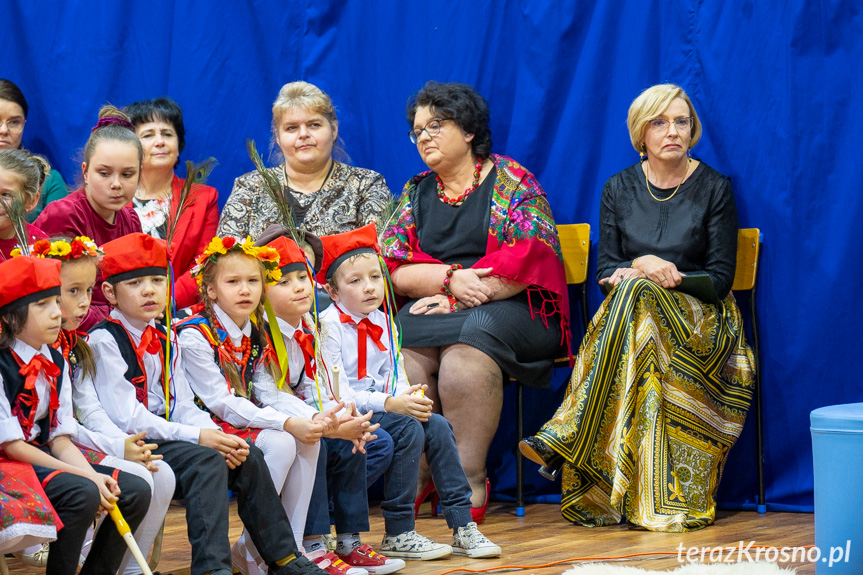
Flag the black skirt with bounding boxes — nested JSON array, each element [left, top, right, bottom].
[[398, 169, 564, 388]]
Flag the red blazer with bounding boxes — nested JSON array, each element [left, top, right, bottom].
[[168, 175, 219, 308]]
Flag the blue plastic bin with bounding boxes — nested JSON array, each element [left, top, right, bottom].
[[811, 403, 863, 574]]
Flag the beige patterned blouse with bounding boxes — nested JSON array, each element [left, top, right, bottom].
[[217, 161, 391, 240]]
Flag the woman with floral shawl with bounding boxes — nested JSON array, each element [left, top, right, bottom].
[[381, 82, 569, 521]]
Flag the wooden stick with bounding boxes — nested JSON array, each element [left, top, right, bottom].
[[332, 365, 340, 402], [108, 506, 153, 575]]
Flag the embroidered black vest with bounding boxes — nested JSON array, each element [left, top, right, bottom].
[[92, 319, 167, 407], [0, 347, 65, 446]]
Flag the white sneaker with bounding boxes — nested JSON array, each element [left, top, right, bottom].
[[452, 522, 501, 558], [231, 540, 266, 575], [379, 531, 452, 560]]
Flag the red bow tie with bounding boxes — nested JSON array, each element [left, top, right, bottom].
[[339, 312, 387, 380], [294, 329, 317, 379], [137, 326, 165, 358]]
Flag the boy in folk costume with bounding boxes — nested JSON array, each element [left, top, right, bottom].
[[317, 224, 501, 560], [0, 255, 151, 575], [260, 234, 403, 575], [79, 232, 326, 575]]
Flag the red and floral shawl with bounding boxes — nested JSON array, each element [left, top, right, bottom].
[[381, 154, 570, 348]]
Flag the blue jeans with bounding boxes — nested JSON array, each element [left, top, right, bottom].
[[366, 426, 393, 487], [371, 412, 472, 535], [304, 437, 369, 535]]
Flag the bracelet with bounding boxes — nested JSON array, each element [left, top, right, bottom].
[[440, 264, 463, 312], [631, 256, 641, 269]]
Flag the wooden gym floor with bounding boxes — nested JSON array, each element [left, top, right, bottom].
[[4, 502, 817, 574]]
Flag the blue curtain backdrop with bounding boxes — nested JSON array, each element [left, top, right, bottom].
[[4, 0, 862, 512]]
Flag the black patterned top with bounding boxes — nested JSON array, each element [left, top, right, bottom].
[[217, 161, 391, 240]]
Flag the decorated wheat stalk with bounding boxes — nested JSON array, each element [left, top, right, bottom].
[[376, 188, 409, 244], [0, 196, 31, 257], [246, 139, 303, 246]]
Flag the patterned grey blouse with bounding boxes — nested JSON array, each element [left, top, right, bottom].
[[217, 161, 391, 240]]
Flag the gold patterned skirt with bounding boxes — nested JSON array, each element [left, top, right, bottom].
[[536, 278, 755, 532]]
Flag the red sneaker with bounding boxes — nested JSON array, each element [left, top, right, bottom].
[[307, 549, 368, 575], [337, 544, 406, 574]]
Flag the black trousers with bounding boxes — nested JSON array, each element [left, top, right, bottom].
[[34, 464, 151, 575], [151, 439, 301, 575]]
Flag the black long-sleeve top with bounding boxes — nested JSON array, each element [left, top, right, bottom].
[[597, 161, 738, 299]]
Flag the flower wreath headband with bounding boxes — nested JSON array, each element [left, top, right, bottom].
[[192, 236, 282, 285], [12, 236, 103, 260]]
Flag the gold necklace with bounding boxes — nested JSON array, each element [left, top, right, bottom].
[[645, 157, 691, 202]]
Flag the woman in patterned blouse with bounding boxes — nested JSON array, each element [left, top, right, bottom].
[[218, 81, 391, 240]]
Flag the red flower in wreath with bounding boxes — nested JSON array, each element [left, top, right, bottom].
[[32, 240, 51, 256], [222, 237, 237, 249], [69, 240, 85, 258]]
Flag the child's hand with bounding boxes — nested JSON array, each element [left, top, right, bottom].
[[313, 401, 345, 436], [331, 406, 380, 443], [285, 417, 326, 444], [385, 384, 433, 421], [123, 431, 162, 472], [199, 429, 250, 468], [88, 471, 120, 511]]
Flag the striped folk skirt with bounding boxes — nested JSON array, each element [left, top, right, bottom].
[[537, 278, 755, 532]]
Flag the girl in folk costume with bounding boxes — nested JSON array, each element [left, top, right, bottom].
[[0, 148, 50, 261], [259, 234, 399, 575], [13, 236, 175, 574], [179, 236, 340, 575], [34, 105, 144, 330], [0, 256, 151, 575]]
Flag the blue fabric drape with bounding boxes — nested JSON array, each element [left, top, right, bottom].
[[4, 0, 862, 512]]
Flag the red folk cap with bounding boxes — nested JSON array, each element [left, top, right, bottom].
[[267, 236, 311, 275], [316, 223, 380, 284], [99, 233, 168, 283], [0, 257, 62, 313]]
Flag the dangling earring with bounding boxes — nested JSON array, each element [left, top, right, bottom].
[[639, 145, 646, 161]]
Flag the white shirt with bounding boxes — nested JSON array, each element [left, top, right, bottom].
[[319, 305, 409, 415], [0, 339, 76, 445], [253, 315, 326, 418], [80, 309, 217, 444], [178, 304, 289, 431]]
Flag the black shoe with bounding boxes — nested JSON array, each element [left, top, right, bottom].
[[271, 555, 327, 575], [519, 436, 564, 480]]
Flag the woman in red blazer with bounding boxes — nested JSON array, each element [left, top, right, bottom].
[[125, 97, 219, 309]]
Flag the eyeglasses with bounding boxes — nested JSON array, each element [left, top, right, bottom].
[[647, 117, 693, 132], [408, 118, 452, 144], [0, 118, 25, 134]]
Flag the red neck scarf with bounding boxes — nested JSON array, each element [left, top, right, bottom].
[[14, 352, 61, 440], [336, 306, 386, 380]]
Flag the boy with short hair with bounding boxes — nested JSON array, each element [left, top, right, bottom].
[[317, 224, 501, 561], [260, 234, 404, 575], [76, 232, 324, 575]]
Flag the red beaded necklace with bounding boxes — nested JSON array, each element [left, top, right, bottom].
[[436, 157, 484, 206], [213, 317, 252, 367]]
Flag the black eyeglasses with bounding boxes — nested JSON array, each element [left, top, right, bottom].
[[408, 118, 453, 144]]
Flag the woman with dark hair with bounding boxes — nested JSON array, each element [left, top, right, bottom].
[[381, 81, 569, 523], [125, 97, 219, 309], [0, 79, 68, 221]]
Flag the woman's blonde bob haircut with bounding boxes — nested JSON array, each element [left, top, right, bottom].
[[271, 81, 339, 132], [627, 84, 702, 154]]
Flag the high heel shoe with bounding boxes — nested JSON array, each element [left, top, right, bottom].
[[519, 436, 564, 481], [413, 479, 439, 518], [470, 477, 491, 524]]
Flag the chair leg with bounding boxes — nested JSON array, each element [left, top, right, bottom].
[[0, 554, 10, 575], [751, 285, 766, 513], [516, 381, 525, 517]]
